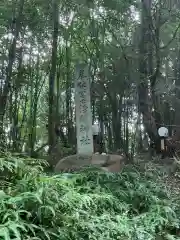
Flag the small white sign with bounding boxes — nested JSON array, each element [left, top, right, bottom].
[[158, 127, 168, 137]]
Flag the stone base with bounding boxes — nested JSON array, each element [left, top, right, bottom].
[[54, 153, 125, 173]]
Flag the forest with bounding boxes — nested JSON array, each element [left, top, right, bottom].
[[2, 0, 180, 161], [1, 0, 180, 239]]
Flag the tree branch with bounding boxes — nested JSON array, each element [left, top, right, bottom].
[[160, 23, 180, 50]]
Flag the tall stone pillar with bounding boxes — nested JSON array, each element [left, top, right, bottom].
[[75, 64, 93, 154]]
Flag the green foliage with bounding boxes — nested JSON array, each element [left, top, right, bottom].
[[0, 155, 179, 239]]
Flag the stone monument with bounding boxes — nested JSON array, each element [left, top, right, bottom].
[[74, 63, 93, 154], [54, 63, 124, 173]]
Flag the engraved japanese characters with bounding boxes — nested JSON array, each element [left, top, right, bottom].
[[75, 64, 93, 154]]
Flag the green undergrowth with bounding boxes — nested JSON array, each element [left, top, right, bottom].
[[0, 153, 180, 239]]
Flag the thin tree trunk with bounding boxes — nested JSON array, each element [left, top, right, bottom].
[[48, 0, 59, 160], [0, 0, 25, 138]]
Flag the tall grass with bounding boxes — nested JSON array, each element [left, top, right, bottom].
[[0, 153, 179, 239]]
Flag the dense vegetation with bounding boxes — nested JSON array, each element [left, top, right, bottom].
[[0, 154, 178, 240]]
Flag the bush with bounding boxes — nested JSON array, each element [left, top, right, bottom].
[[0, 154, 180, 239]]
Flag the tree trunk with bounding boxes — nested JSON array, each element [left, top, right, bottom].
[[174, 48, 180, 138], [138, 0, 158, 142], [0, 0, 25, 140], [48, 0, 59, 159]]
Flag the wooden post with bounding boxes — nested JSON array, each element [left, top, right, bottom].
[[160, 138, 165, 150]]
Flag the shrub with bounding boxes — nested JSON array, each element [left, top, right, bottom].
[[0, 154, 179, 239]]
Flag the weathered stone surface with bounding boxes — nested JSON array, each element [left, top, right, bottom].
[[54, 153, 125, 173], [75, 64, 93, 154], [100, 154, 124, 172], [54, 154, 92, 172]]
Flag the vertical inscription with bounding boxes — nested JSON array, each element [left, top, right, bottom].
[[75, 64, 93, 154]]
